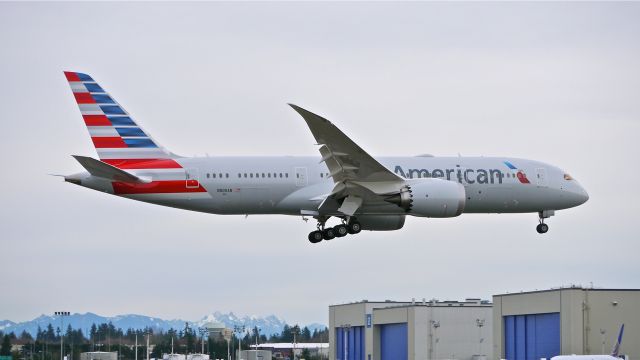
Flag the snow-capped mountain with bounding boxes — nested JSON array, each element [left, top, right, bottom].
[[196, 312, 287, 337], [0, 320, 16, 331], [1, 312, 325, 338]]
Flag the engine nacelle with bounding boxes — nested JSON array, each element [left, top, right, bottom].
[[357, 215, 406, 231], [385, 179, 466, 217]]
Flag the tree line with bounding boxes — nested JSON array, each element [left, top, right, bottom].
[[0, 322, 328, 360]]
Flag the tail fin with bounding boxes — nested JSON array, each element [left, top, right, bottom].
[[64, 71, 177, 161], [611, 324, 624, 357]]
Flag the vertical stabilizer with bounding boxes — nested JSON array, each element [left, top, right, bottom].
[[64, 71, 177, 162], [611, 324, 624, 357]]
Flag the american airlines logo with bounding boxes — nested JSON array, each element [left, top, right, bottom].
[[394, 161, 530, 185]]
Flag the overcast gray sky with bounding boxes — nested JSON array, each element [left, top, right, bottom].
[[1, 2, 639, 326]]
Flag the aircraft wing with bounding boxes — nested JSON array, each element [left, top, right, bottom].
[[290, 104, 405, 216], [289, 104, 402, 183]]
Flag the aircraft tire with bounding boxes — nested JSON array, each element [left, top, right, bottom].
[[536, 223, 549, 234], [334, 224, 349, 237], [323, 227, 336, 240], [347, 221, 362, 234], [308, 231, 324, 243]]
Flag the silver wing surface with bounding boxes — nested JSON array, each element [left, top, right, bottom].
[[289, 104, 405, 216]]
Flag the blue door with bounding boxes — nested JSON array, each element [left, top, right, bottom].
[[380, 323, 407, 360], [504, 313, 560, 360], [336, 326, 364, 360]]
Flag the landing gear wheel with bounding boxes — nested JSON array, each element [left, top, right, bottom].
[[347, 221, 362, 234], [536, 223, 549, 234], [334, 224, 348, 237], [308, 231, 323, 243], [322, 227, 336, 240]]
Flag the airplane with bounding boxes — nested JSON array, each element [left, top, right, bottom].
[[551, 324, 625, 360], [61, 71, 589, 243]]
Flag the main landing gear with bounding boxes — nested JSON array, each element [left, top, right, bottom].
[[308, 217, 362, 243], [536, 210, 554, 234]]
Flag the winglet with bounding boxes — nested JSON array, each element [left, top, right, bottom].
[[73, 155, 148, 183]]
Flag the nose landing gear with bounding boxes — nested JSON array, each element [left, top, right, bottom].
[[536, 222, 549, 234], [307, 216, 362, 243], [536, 210, 554, 234]]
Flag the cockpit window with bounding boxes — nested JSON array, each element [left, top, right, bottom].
[[564, 173, 574, 180]]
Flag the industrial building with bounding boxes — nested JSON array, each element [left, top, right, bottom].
[[237, 350, 272, 360], [493, 287, 640, 360], [250, 343, 329, 359], [329, 299, 493, 360], [80, 352, 118, 360]]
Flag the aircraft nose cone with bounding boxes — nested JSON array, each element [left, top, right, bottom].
[[570, 184, 589, 206], [577, 186, 589, 205]]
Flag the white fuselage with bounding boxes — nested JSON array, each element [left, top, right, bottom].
[[69, 155, 589, 217]]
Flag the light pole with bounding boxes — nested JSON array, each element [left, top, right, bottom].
[[233, 326, 245, 360], [431, 321, 440, 360], [223, 329, 232, 360], [476, 319, 485, 356], [198, 328, 209, 355], [292, 326, 300, 360], [54, 312, 70, 360]]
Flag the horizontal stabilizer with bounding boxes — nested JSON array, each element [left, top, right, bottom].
[[72, 155, 147, 183]]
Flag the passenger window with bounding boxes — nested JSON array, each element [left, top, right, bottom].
[[226, 173, 229, 178], [296, 173, 300, 178], [320, 173, 323, 178], [250, 173, 253, 178], [262, 173, 265, 178], [279, 173, 282, 178], [268, 173, 271, 178], [219, 173, 222, 178], [206, 173, 210, 178], [286, 173, 289, 178]]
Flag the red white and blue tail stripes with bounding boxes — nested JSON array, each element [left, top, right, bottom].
[[64, 71, 175, 161], [65, 72, 208, 197]]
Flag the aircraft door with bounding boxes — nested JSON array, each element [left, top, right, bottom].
[[186, 168, 200, 189], [536, 167, 548, 187], [295, 167, 308, 187]]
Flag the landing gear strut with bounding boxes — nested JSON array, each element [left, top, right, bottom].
[[536, 210, 554, 234], [307, 217, 362, 243]]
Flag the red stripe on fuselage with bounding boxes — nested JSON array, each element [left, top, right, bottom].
[[92, 137, 127, 148], [83, 115, 112, 126], [74, 92, 96, 104], [102, 159, 183, 169], [64, 72, 80, 81], [112, 180, 206, 194]]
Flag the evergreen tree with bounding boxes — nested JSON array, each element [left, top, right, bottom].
[[0, 334, 11, 356]]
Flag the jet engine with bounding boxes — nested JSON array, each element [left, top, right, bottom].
[[385, 178, 466, 217], [357, 215, 406, 231]]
